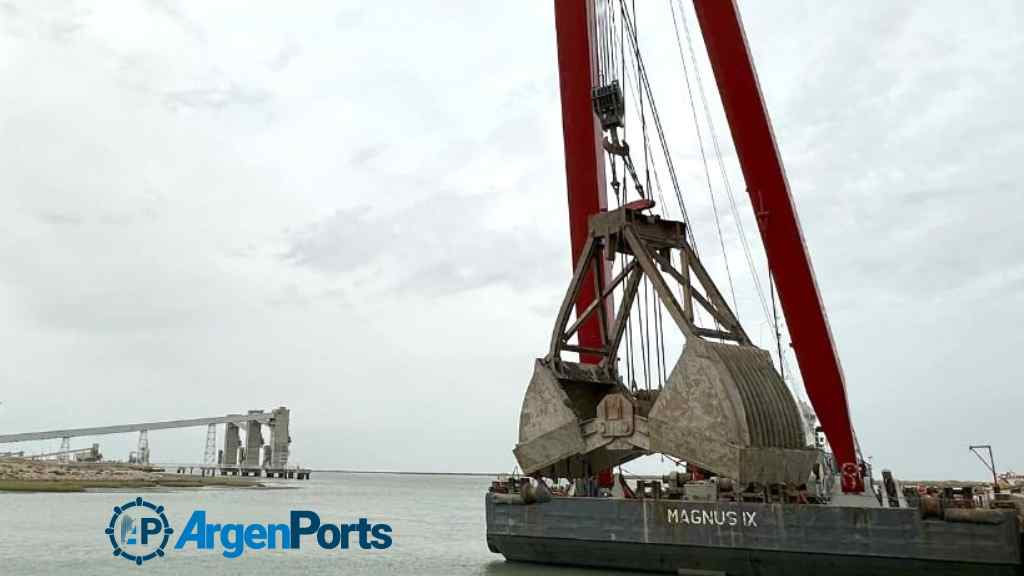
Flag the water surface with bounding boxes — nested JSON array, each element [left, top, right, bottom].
[[0, 472, 629, 575]]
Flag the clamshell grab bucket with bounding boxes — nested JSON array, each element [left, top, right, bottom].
[[514, 340, 815, 485], [513, 205, 818, 485]]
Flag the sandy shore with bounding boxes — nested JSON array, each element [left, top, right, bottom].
[[0, 458, 262, 492]]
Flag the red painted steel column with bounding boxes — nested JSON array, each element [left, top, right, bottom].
[[692, 0, 863, 492], [553, 0, 610, 363]]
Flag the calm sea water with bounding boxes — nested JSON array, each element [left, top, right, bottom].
[[0, 472, 629, 575]]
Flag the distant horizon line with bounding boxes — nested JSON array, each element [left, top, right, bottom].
[[312, 469, 501, 477], [144, 462, 509, 476]]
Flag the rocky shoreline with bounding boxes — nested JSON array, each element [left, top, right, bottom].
[[0, 458, 262, 492]]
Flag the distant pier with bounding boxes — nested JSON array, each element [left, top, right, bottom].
[[174, 465, 311, 480], [0, 407, 300, 476]]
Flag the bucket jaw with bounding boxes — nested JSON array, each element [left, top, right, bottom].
[[514, 205, 818, 485], [514, 359, 650, 478], [648, 339, 816, 485]]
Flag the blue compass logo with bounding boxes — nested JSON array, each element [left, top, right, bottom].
[[105, 497, 174, 565]]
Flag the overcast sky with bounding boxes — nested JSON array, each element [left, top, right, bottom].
[[1, 1, 1021, 481]]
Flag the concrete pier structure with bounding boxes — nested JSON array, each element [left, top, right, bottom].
[[0, 406, 295, 475], [269, 407, 290, 469], [223, 423, 241, 466], [243, 412, 264, 469], [0, 411, 278, 444]]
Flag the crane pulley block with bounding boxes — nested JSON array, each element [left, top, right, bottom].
[[591, 81, 625, 131]]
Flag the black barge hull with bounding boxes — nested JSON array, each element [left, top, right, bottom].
[[485, 495, 1022, 575]]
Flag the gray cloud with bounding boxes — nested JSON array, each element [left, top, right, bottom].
[[285, 191, 566, 296], [163, 82, 270, 112], [349, 144, 383, 168], [268, 42, 301, 72], [34, 209, 83, 227], [0, 0, 1021, 481], [145, 0, 205, 42]]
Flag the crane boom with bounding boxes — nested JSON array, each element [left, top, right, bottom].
[[692, 0, 863, 492], [553, 0, 612, 364]]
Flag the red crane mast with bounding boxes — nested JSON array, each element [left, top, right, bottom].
[[552, 0, 612, 365], [552, 0, 864, 493]]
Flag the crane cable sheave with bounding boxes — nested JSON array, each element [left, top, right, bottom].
[[514, 203, 816, 485], [592, 80, 646, 201]]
